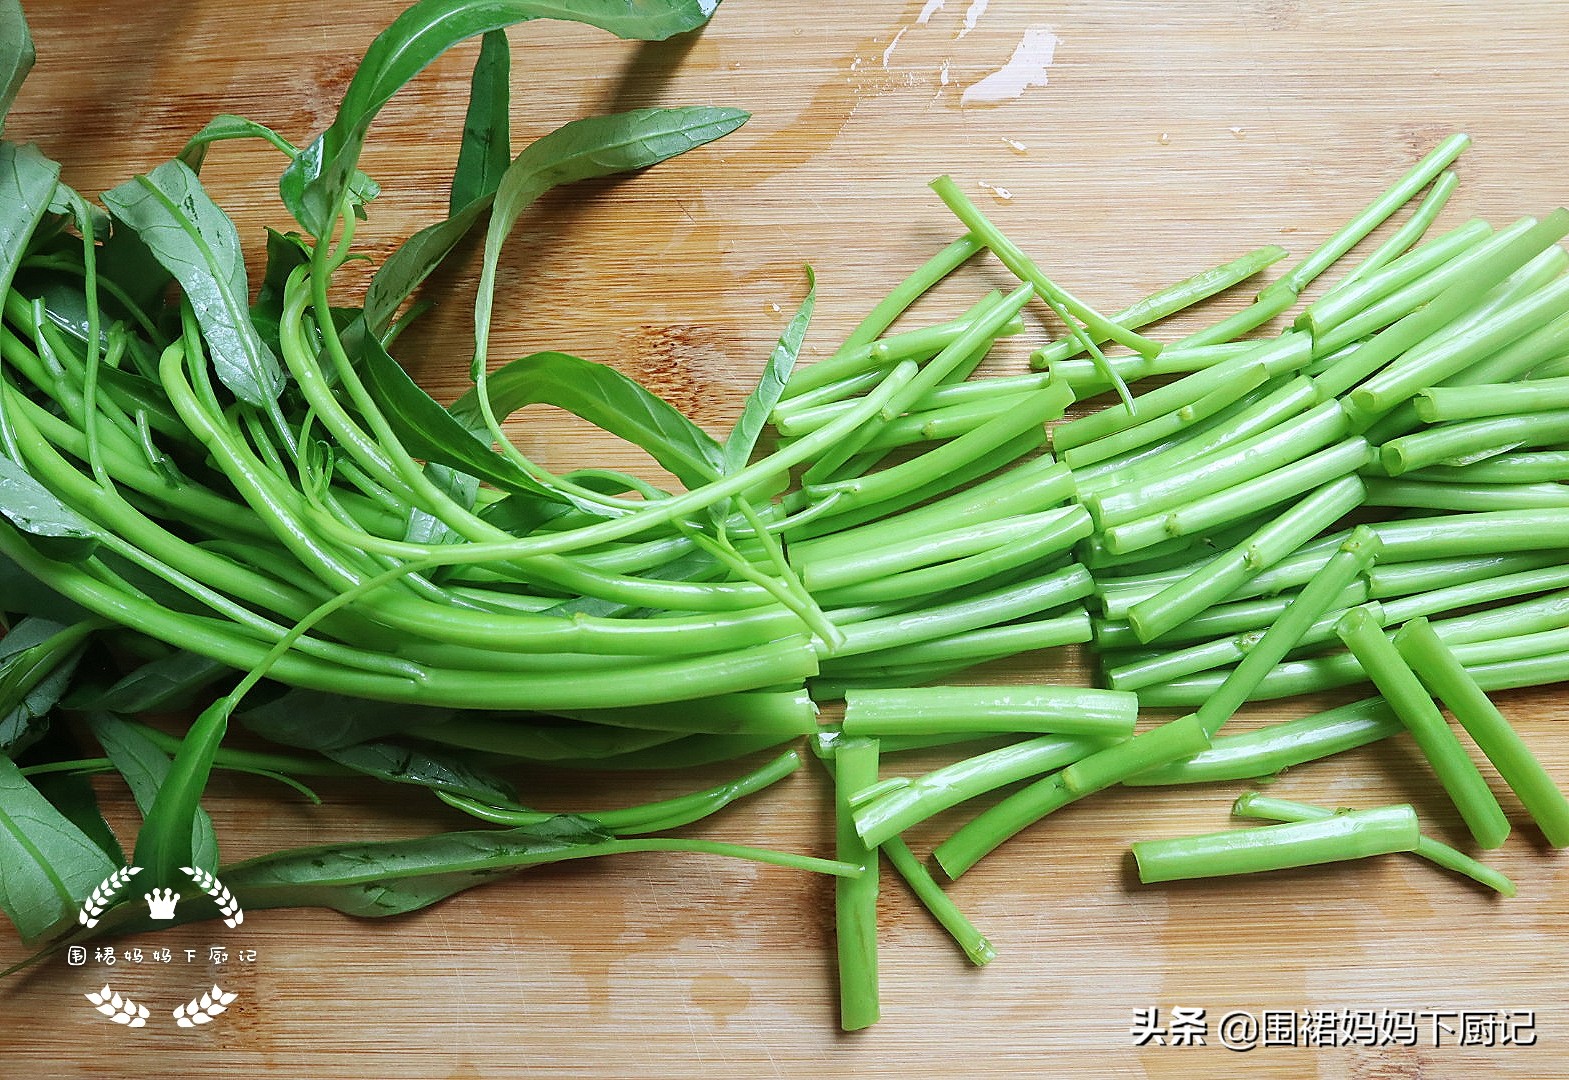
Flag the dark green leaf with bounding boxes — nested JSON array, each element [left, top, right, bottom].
[[450, 30, 511, 215], [87, 713, 218, 874], [452, 350, 725, 490], [129, 695, 229, 886], [722, 266, 813, 474], [251, 228, 311, 355], [355, 322, 595, 509], [66, 650, 231, 714], [0, 755, 118, 941], [221, 815, 611, 917], [0, 550, 88, 621], [0, 617, 93, 757], [472, 105, 748, 373], [101, 160, 284, 408], [0, 455, 100, 563], [32, 770, 124, 867], [96, 213, 174, 321], [0, 0, 33, 134], [363, 196, 488, 335], [321, 740, 518, 804], [0, 142, 59, 304], [279, 0, 725, 236], [240, 686, 447, 751], [403, 462, 481, 545]]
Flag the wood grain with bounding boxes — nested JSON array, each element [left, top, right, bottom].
[[3, 1, 1569, 1076]]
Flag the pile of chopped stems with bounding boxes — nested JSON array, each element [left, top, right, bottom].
[[2, 0, 1567, 1034]]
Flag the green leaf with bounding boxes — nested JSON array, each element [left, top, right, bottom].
[[403, 462, 481, 545], [87, 714, 218, 874], [0, 617, 94, 758], [220, 815, 611, 917], [0, 551, 88, 621], [129, 694, 230, 887], [363, 196, 489, 336], [450, 30, 511, 215], [452, 350, 725, 490], [101, 159, 284, 408], [279, 0, 725, 236], [0, 0, 33, 134], [66, 650, 231, 714], [0, 755, 118, 941], [472, 105, 748, 374], [33, 771, 125, 868], [251, 228, 312, 356], [355, 323, 590, 507], [723, 266, 813, 474], [240, 686, 446, 751], [0, 142, 59, 305], [321, 741, 519, 804], [0, 455, 101, 563]]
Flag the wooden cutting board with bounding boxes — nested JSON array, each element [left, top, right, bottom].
[[4, 2, 1569, 1076]]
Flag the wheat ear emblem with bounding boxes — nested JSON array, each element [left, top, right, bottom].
[[85, 986, 150, 1027], [179, 866, 243, 928], [79, 866, 142, 928], [173, 984, 238, 1028]]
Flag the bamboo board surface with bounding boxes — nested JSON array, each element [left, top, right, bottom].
[[3, 2, 1569, 1077]]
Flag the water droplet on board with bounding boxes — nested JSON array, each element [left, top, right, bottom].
[[1158, 132, 1171, 145], [1002, 136, 1029, 155], [1230, 125, 1246, 139], [979, 180, 1014, 203]]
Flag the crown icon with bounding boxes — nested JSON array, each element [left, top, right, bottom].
[[144, 888, 180, 920]]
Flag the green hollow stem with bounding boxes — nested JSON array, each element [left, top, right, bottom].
[[791, 456, 1072, 565], [1277, 134, 1472, 300], [1105, 438, 1370, 556], [1311, 214, 1563, 399], [852, 734, 1107, 850], [1054, 333, 1308, 452], [831, 563, 1095, 659], [1299, 216, 1491, 338], [933, 716, 1210, 879], [1367, 551, 1566, 599], [816, 612, 1092, 676], [1032, 246, 1288, 367], [929, 175, 1160, 402], [1042, 343, 1254, 393], [1085, 398, 1351, 530], [1330, 170, 1462, 288], [1335, 606, 1510, 848], [1124, 697, 1401, 786], [1417, 377, 1569, 422], [880, 836, 994, 966], [1062, 362, 1272, 470], [805, 382, 1072, 513], [1381, 409, 1569, 476], [832, 736, 881, 1031], [842, 685, 1138, 739], [804, 287, 1031, 481], [1408, 453, 1569, 485], [1131, 804, 1421, 884], [1394, 617, 1569, 847], [1362, 479, 1569, 513], [799, 506, 1075, 593], [1126, 475, 1365, 642], [1194, 524, 1383, 735], [1232, 793, 1515, 897], [1350, 269, 1569, 418], [812, 508, 1089, 608]]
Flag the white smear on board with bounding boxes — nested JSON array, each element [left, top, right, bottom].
[[957, 0, 989, 39], [882, 26, 907, 68], [939, 60, 951, 86], [1001, 136, 1029, 154], [917, 0, 946, 24], [978, 180, 1013, 202], [961, 25, 1059, 106]]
